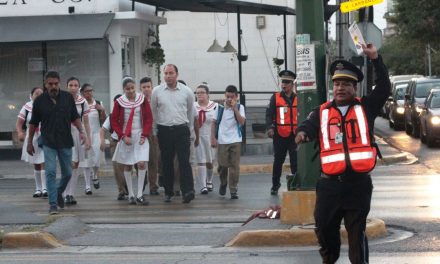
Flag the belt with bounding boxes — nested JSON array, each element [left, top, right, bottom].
[[320, 172, 369, 182], [157, 124, 187, 129]]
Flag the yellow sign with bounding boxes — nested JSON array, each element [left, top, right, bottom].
[[340, 0, 384, 13]]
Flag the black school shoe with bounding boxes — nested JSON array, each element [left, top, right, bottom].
[[93, 179, 100, 189], [230, 192, 239, 199], [182, 191, 195, 204], [136, 196, 149, 205], [270, 184, 281, 195], [219, 184, 227, 196]]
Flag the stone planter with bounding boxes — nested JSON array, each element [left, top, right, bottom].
[[252, 123, 267, 138]]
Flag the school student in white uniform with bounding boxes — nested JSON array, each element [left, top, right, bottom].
[[111, 77, 153, 205], [15, 87, 46, 198], [194, 83, 218, 194], [64, 77, 91, 205]]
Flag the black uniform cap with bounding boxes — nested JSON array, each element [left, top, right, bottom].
[[278, 70, 296, 81], [330, 60, 364, 82]]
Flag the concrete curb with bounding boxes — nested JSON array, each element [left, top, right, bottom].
[[97, 153, 410, 177], [226, 218, 387, 247], [2, 231, 62, 249]]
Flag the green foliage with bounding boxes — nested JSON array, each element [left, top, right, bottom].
[[142, 46, 165, 69], [382, 0, 440, 75]]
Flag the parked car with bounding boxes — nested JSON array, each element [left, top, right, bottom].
[[384, 80, 411, 120], [388, 83, 408, 130], [419, 89, 440, 147], [382, 75, 423, 118], [404, 77, 440, 137]]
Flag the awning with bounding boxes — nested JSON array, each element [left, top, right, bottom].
[[134, 0, 295, 15], [0, 13, 115, 43]]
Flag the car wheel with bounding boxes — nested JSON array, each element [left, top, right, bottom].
[[411, 119, 420, 138], [427, 131, 436, 148], [420, 124, 426, 144], [405, 119, 412, 135]]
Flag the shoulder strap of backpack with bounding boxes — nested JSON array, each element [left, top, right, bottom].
[[22, 109, 29, 130], [215, 105, 224, 139], [80, 102, 85, 120]]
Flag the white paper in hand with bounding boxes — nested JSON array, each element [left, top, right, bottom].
[[348, 22, 366, 55]]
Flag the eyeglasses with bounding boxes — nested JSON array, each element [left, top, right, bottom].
[[196, 91, 207, 95], [281, 80, 293, 84]]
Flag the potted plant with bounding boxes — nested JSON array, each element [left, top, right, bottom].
[[251, 123, 267, 138], [273, 57, 284, 74], [142, 32, 165, 71]]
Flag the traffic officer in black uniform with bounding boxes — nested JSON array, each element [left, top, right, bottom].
[[265, 70, 298, 195], [295, 43, 390, 264]]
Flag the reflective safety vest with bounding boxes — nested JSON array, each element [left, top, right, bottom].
[[275, 93, 297, 137], [319, 99, 377, 176]]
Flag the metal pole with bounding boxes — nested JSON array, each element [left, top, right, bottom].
[[295, 0, 326, 189], [283, 14, 288, 70], [428, 44, 432, 77], [132, 0, 135, 11], [236, 6, 246, 152]]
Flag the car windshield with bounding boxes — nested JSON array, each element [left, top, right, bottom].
[[394, 86, 406, 100], [415, 82, 440, 98], [430, 93, 440, 108]]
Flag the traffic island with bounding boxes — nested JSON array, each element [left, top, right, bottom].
[[2, 231, 62, 249], [226, 218, 387, 247]]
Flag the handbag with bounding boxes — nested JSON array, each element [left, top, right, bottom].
[[37, 136, 43, 148]]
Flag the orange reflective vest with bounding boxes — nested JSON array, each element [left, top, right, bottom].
[[275, 93, 297, 137], [319, 99, 377, 176]]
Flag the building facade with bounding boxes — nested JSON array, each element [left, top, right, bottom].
[[0, 0, 165, 145]]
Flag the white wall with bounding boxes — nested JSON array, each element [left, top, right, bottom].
[[159, 0, 296, 101]]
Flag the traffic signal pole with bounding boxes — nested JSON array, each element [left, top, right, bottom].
[[295, 0, 327, 189], [281, 0, 327, 225]]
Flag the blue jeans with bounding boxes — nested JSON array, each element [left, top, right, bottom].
[[43, 146, 72, 206]]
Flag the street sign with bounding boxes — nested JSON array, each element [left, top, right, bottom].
[[340, 0, 384, 13], [347, 22, 383, 54], [296, 44, 317, 91]]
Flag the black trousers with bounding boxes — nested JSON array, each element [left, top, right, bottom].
[[314, 175, 373, 264], [272, 132, 297, 187], [157, 125, 194, 196]]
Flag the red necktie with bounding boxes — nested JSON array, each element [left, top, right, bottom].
[[198, 110, 206, 128], [124, 107, 136, 138]]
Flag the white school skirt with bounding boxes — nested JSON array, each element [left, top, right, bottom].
[[112, 129, 149, 165], [79, 131, 103, 168], [195, 134, 215, 164], [21, 131, 44, 164], [72, 126, 85, 163]]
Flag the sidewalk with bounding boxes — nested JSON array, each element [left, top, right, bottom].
[[0, 135, 414, 249]]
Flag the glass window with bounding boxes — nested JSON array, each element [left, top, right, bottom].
[[0, 42, 44, 132], [46, 39, 110, 111], [430, 94, 440, 108], [415, 82, 440, 98]]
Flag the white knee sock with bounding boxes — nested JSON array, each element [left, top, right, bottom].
[[197, 165, 207, 190], [92, 167, 99, 180], [124, 171, 134, 198], [83, 167, 92, 190], [34, 170, 42, 191], [40, 170, 47, 191], [137, 169, 147, 198], [206, 167, 213, 184], [69, 168, 79, 196]]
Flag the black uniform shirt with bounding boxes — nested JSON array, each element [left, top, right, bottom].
[[30, 90, 80, 149]]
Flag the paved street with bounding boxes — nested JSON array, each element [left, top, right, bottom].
[[1, 118, 440, 263]]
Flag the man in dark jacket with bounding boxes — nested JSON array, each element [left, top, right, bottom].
[[295, 43, 390, 264]]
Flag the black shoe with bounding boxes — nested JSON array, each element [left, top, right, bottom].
[[136, 196, 149, 205], [93, 179, 100, 189], [85, 188, 93, 195], [42, 189, 48, 198], [70, 196, 77, 205], [117, 193, 126, 201], [219, 184, 227, 196], [182, 191, 195, 204], [49, 205, 58, 215], [230, 192, 239, 199], [57, 193, 65, 208], [206, 183, 213, 192], [33, 190, 42, 198], [270, 184, 281, 196], [128, 196, 136, 205], [150, 190, 160, 196], [200, 188, 209, 195], [174, 190, 181, 196], [164, 194, 173, 203]]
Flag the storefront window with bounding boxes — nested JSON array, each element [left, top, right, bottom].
[[0, 42, 44, 133], [47, 39, 110, 110], [121, 36, 136, 78]]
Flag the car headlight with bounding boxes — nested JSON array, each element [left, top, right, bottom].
[[431, 116, 440, 126], [416, 106, 423, 113], [396, 107, 404, 114]]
